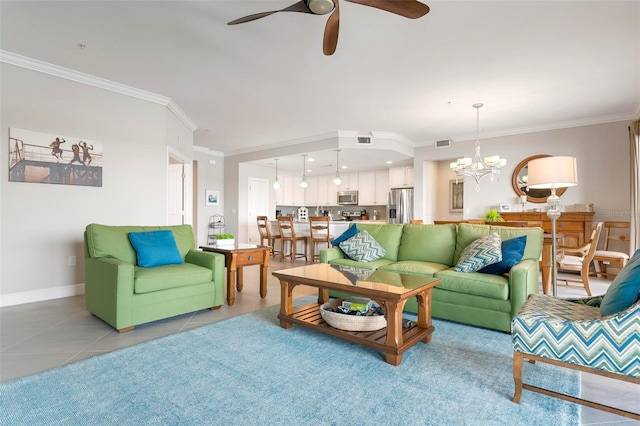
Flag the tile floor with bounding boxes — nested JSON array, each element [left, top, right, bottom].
[[1, 260, 638, 425]]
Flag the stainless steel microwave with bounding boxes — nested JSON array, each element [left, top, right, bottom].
[[337, 191, 358, 205]]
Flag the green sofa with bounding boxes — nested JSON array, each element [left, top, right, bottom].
[[320, 223, 543, 332], [84, 224, 225, 332]]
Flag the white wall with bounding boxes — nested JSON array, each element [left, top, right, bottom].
[[414, 120, 631, 223], [0, 63, 193, 305], [194, 151, 225, 247]]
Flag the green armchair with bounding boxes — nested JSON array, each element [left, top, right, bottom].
[[84, 224, 225, 332]]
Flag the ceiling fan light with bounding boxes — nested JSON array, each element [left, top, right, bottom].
[[308, 0, 334, 15]]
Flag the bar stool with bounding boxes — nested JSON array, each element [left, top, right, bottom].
[[277, 216, 308, 263], [309, 216, 332, 263], [257, 216, 281, 257]]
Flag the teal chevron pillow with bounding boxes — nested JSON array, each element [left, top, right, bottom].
[[454, 232, 502, 273], [128, 230, 183, 268], [600, 249, 640, 316], [339, 230, 387, 262]]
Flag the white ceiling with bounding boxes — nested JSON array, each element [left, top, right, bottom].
[[1, 1, 639, 175]]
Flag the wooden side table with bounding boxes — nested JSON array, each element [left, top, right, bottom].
[[200, 243, 271, 306]]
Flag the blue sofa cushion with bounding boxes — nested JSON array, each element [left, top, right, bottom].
[[128, 230, 184, 268], [339, 230, 387, 262], [479, 235, 527, 275], [600, 249, 640, 316], [454, 232, 502, 273], [331, 224, 358, 247]]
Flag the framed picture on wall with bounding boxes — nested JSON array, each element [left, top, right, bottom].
[[449, 180, 464, 213], [205, 189, 220, 206]]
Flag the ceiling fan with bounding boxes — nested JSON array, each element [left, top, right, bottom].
[[228, 0, 430, 56]]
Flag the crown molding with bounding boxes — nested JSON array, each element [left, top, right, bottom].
[[223, 131, 340, 157], [419, 110, 640, 146], [0, 50, 197, 131]]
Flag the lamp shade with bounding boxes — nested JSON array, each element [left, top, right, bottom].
[[527, 156, 578, 189]]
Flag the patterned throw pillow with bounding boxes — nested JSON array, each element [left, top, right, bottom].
[[454, 232, 502, 273], [339, 230, 387, 262]]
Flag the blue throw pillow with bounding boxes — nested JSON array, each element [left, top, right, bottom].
[[479, 235, 527, 275], [128, 230, 184, 268], [600, 249, 640, 316], [339, 230, 387, 262], [331, 224, 358, 247]]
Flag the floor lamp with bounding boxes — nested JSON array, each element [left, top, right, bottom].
[[527, 156, 578, 296]]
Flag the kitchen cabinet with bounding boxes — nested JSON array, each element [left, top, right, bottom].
[[501, 211, 595, 247], [338, 173, 359, 191], [304, 176, 318, 206], [358, 172, 375, 205], [374, 170, 389, 205], [389, 166, 413, 188], [280, 174, 305, 206]]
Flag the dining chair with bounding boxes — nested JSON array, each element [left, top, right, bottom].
[[277, 216, 308, 263], [309, 216, 332, 263], [593, 221, 630, 278], [556, 222, 603, 296], [257, 216, 281, 257]]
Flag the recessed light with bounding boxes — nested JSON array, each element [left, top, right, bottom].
[[386, 161, 393, 164], [341, 165, 347, 169], [308, 158, 315, 162]]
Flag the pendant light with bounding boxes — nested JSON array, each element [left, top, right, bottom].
[[273, 158, 281, 190], [333, 149, 342, 185], [299, 154, 308, 188]]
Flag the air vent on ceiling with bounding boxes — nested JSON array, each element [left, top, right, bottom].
[[356, 136, 372, 145], [435, 139, 452, 149]]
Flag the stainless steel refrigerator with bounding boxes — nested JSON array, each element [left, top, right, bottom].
[[387, 188, 414, 224]]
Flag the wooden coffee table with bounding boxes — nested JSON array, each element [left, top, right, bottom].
[[200, 243, 271, 306], [272, 264, 441, 366]]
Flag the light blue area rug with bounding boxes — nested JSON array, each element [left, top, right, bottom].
[[0, 297, 579, 425]]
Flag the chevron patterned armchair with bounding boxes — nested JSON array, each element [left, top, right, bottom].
[[511, 248, 640, 420]]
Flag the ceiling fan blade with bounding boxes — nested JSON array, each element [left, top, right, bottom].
[[323, 1, 340, 55], [345, 0, 429, 19], [228, 1, 312, 25]]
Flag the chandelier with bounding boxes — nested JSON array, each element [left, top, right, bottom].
[[450, 103, 506, 191]]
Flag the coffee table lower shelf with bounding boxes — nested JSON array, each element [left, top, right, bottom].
[[278, 303, 434, 361]]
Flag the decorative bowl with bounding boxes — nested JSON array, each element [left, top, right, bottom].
[[320, 300, 386, 332]]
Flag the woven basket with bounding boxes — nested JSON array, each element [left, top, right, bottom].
[[320, 300, 386, 332]]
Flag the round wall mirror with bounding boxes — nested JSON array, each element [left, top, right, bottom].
[[511, 155, 567, 203]]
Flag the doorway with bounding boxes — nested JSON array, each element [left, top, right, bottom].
[[247, 178, 270, 244]]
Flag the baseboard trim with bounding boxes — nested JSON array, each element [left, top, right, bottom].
[[0, 284, 85, 307]]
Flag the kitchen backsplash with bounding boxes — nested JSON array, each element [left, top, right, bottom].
[[276, 205, 386, 221]]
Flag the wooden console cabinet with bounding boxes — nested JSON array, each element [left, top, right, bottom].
[[501, 211, 595, 247]]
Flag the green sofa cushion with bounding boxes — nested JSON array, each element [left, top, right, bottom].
[[86, 224, 195, 263], [346, 223, 404, 261], [397, 224, 457, 266], [454, 223, 543, 265], [435, 269, 510, 300], [134, 263, 213, 294], [378, 261, 450, 276]]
